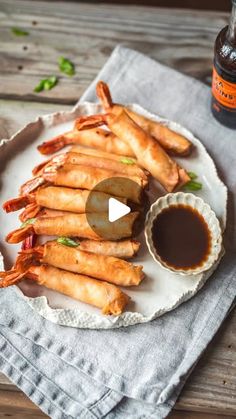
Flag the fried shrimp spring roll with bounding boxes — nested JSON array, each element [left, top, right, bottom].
[[6, 212, 139, 243], [40, 266, 130, 314], [4, 186, 127, 215], [75, 113, 190, 192], [21, 159, 146, 202], [0, 264, 130, 315], [37, 127, 133, 157], [43, 164, 146, 203], [20, 241, 144, 286], [70, 145, 136, 162], [78, 239, 140, 259], [96, 81, 192, 156], [32, 150, 143, 179], [65, 152, 147, 180]]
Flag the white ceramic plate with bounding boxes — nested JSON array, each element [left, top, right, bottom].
[[0, 103, 227, 329]]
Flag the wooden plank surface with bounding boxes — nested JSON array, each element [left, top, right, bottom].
[[0, 391, 46, 417], [0, 0, 235, 417], [0, 0, 229, 104], [0, 387, 235, 419]]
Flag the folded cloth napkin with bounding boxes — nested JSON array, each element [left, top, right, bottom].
[[0, 46, 235, 419]]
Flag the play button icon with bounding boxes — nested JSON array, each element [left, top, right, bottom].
[[108, 197, 131, 222], [85, 176, 148, 240]]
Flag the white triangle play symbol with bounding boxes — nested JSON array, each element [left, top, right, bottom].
[[108, 198, 131, 223]]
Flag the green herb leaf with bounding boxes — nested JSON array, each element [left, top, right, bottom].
[[11, 27, 29, 36], [57, 237, 79, 247], [184, 172, 203, 191], [34, 76, 58, 93], [58, 56, 75, 76], [34, 80, 45, 93], [184, 180, 202, 191], [188, 172, 198, 180], [120, 157, 136, 165], [21, 218, 36, 228]]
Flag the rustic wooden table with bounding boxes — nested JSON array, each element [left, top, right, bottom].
[[0, 1, 235, 418]]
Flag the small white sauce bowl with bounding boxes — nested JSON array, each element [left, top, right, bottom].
[[145, 192, 222, 276]]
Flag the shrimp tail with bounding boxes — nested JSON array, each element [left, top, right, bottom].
[[96, 81, 113, 110], [3, 195, 33, 213], [32, 159, 51, 176], [0, 269, 26, 288], [16, 246, 43, 271], [21, 234, 37, 250], [0, 261, 41, 288], [20, 176, 45, 195], [75, 114, 109, 131], [32, 153, 66, 177], [6, 225, 35, 244], [37, 134, 71, 155], [19, 203, 41, 223]]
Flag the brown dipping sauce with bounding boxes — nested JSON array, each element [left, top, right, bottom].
[[151, 205, 212, 270]]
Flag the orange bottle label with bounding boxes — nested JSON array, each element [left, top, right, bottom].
[[212, 66, 236, 109]]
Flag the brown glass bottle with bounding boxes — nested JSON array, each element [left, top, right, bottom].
[[211, 0, 236, 129]]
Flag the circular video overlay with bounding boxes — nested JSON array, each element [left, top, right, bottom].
[[85, 177, 148, 240]]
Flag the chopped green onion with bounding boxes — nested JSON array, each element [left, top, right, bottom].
[[120, 157, 136, 165], [188, 172, 198, 180], [21, 218, 36, 228], [57, 237, 79, 247], [34, 76, 58, 93], [11, 27, 29, 36], [183, 171, 202, 191], [184, 180, 202, 191], [58, 56, 75, 76]]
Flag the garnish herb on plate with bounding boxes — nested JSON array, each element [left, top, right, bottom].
[[57, 237, 79, 247], [21, 218, 36, 228], [188, 172, 198, 180], [184, 172, 202, 191], [34, 76, 58, 93], [58, 56, 75, 76], [120, 157, 136, 165], [11, 27, 29, 36]]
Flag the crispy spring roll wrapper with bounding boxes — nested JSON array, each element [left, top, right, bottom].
[[96, 81, 192, 156], [6, 212, 139, 243], [7, 186, 127, 216], [44, 164, 146, 204], [19, 209, 141, 258], [21, 161, 146, 202], [0, 264, 130, 315], [38, 127, 134, 157], [32, 150, 142, 179], [36, 208, 73, 218], [20, 207, 72, 223], [75, 113, 190, 192], [36, 186, 128, 213], [79, 239, 140, 259], [40, 241, 144, 286], [66, 152, 147, 180], [125, 109, 192, 156], [37, 265, 130, 314], [71, 144, 136, 162]]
